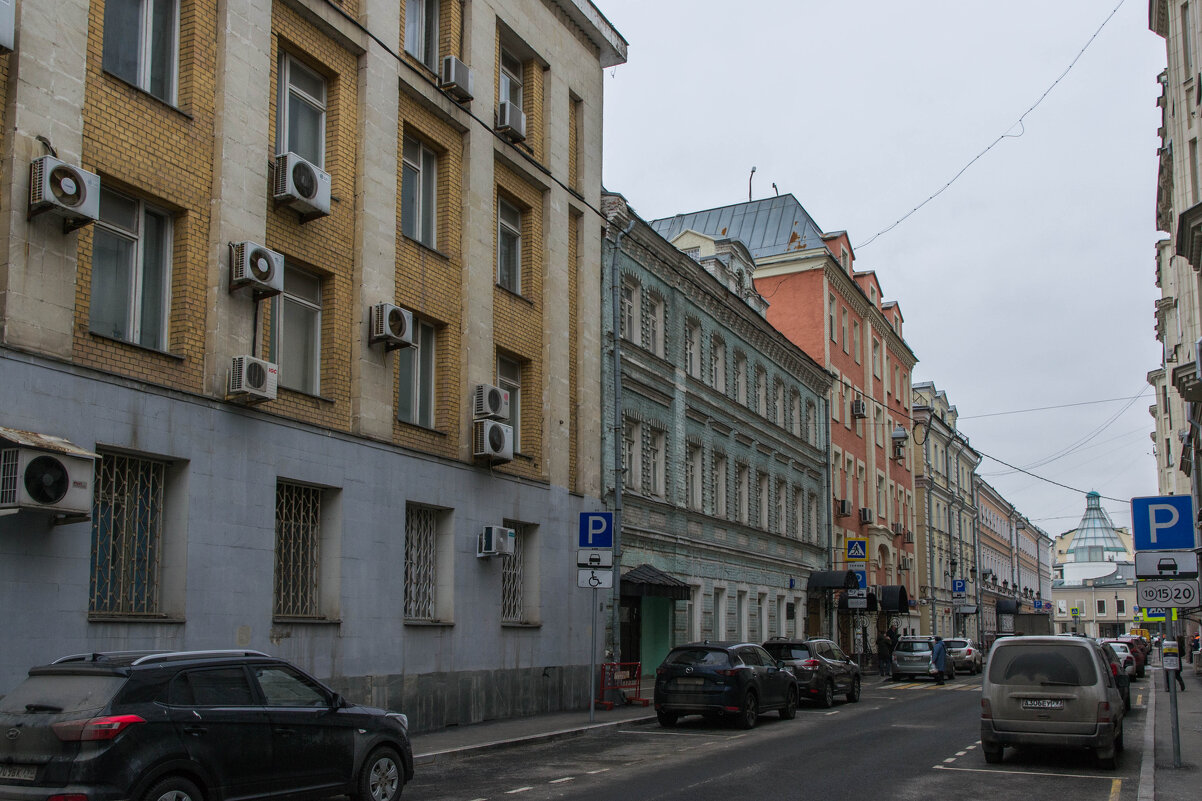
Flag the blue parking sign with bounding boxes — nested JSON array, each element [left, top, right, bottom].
[[578, 512, 614, 548], [952, 579, 966, 594], [852, 569, 867, 589], [1131, 495, 1196, 551]]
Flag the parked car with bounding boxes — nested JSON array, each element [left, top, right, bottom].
[[0, 650, 413, 801], [891, 636, 956, 681], [1113, 636, 1148, 677], [1098, 640, 1136, 678], [653, 642, 798, 729], [1099, 642, 1132, 711], [945, 638, 983, 675], [762, 637, 861, 707], [980, 635, 1125, 769]]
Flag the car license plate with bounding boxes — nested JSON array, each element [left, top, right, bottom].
[[0, 765, 37, 782], [675, 677, 704, 686], [1021, 699, 1064, 710]]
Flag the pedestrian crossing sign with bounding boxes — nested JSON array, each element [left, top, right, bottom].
[[845, 538, 868, 562]]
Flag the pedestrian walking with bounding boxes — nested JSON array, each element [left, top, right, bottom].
[[876, 631, 893, 678], [1169, 635, 1187, 692], [932, 635, 948, 686]]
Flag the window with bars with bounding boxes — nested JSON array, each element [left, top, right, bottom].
[[501, 523, 526, 623], [274, 482, 322, 618], [404, 503, 438, 620], [90, 452, 165, 615]]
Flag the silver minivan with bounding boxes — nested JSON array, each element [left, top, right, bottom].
[[980, 636, 1125, 769]]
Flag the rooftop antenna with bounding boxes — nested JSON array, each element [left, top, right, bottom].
[[748, 166, 756, 202], [772, 182, 779, 196]]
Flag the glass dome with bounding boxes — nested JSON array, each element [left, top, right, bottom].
[[1066, 491, 1126, 562]]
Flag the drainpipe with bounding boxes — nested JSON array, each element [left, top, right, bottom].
[[924, 420, 935, 636], [825, 406, 835, 639], [608, 215, 636, 664]]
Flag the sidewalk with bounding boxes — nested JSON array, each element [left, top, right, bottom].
[[1146, 657, 1202, 801]]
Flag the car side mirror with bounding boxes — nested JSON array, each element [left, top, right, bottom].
[[330, 693, 347, 710], [777, 659, 787, 670]]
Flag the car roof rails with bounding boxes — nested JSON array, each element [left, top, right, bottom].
[[129, 650, 271, 665]]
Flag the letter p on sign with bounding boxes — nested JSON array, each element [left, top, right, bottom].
[[1131, 495, 1196, 552], [1147, 503, 1178, 544]]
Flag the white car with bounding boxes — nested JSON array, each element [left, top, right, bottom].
[[1102, 641, 1137, 677]]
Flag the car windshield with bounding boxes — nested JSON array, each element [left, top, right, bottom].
[[0, 674, 126, 715], [987, 644, 1099, 686], [946, 640, 968, 649], [895, 640, 932, 653], [665, 648, 731, 668], [763, 643, 811, 660]]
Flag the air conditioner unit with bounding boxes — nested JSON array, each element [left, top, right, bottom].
[[369, 303, 415, 351], [858, 507, 874, 524], [29, 156, 101, 231], [0, 0, 14, 52], [439, 55, 473, 102], [229, 241, 284, 299], [0, 447, 95, 516], [273, 152, 331, 219], [473, 383, 510, 420], [473, 419, 513, 462], [835, 498, 852, 517], [891, 522, 905, 535], [901, 556, 914, 570], [905, 531, 915, 544], [496, 101, 526, 142], [228, 355, 278, 402], [477, 525, 514, 557], [851, 399, 868, 419]]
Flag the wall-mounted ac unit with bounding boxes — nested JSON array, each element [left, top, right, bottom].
[[370, 303, 415, 350], [891, 522, 905, 535], [229, 241, 284, 298], [496, 101, 526, 143], [0, 0, 14, 52], [0, 447, 95, 516], [273, 152, 331, 219], [439, 55, 473, 102], [229, 356, 278, 402], [477, 525, 514, 557], [851, 399, 868, 419], [858, 507, 874, 524], [900, 556, 914, 570], [905, 531, 915, 544], [473, 419, 513, 462], [473, 383, 510, 420], [29, 156, 100, 231], [835, 498, 852, 517]]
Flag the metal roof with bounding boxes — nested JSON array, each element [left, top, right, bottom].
[[0, 426, 97, 459], [649, 195, 828, 260], [1066, 492, 1127, 560]]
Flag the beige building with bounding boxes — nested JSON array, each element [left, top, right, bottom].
[[1051, 493, 1136, 638]]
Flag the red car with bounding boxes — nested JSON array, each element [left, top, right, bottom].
[[1103, 637, 1146, 678]]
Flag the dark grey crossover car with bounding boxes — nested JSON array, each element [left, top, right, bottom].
[[0, 650, 413, 801], [761, 638, 861, 707], [653, 642, 798, 729]]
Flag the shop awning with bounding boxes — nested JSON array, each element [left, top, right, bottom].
[[878, 585, 909, 613], [620, 564, 691, 600], [807, 570, 860, 590], [996, 599, 1020, 614]]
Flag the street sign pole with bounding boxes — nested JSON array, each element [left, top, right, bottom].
[[589, 586, 597, 723], [1167, 620, 1182, 768]]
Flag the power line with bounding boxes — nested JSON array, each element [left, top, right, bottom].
[[959, 391, 1153, 420], [855, 0, 1127, 249], [978, 450, 1128, 504]]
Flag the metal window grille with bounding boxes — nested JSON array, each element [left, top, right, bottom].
[[274, 482, 322, 618], [90, 453, 164, 615], [0, 449, 17, 504], [501, 525, 525, 622], [405, 504, 437, 620]]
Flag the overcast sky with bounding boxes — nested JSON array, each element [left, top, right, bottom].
[[597, 0, 1167, 535]]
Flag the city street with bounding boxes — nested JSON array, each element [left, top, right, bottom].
[[408, 675, 1150, 800]]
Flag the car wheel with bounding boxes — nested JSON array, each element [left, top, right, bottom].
[[657, 709, 678, 727], [846, 675, 861, 703], [982, 745, 1003, 764], [356, 747, 404, 801], [142, 776, 203, 801], [1096, 751, 1117, 770], [1115, 724, 1125, 752], [736, 691, 758, 729], [891, 673, 901, 682], [819, 679, 835, 708], [779, 686, 797, 720]]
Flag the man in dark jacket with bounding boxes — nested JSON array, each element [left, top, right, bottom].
[[876, 631, 893, 678], [932, 636, 948, 685]]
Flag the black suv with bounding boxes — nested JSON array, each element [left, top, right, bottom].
[[653, 642, 798, 729], [762, 638, 861, 707], [0, 650, 413, 801]]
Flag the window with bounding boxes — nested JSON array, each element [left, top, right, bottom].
[[794, 488, 804, 539], [758, 472, 769, 529], [277, 53, 326, 167], [790, 393, 801, 437], [686, 444, 702, 509], [649, 430, 666, 498], [647, 295, 664, 356], [103, 0, 178, 104], [713, 454, 727, 518], [271, 265, 322, 395], [90, 452, 165, 615], [737, 465, 749, 524], [776, 479, 786, 534], [806, 401, 818, 445], [497, 355, 522, 451], [497, 196, 522, 293], [711, 337, 726, 390], [256, 666, 329, 707], [872, 339, 881, 379], [404, 503, 438, 620], [274, 481, 322, 618], [841, 308, 849, 353], [1184, 1, 1195, 75], [828, 294, 837, 342], [501, 522, 531, 623], [685, 321, 701, 378], [500, 49, 523, 109], [1096, 599, 1107, 616], [1116, 598, 1126, 616], [397, 319, 436, 428], [774, 382, 784, 426], [623, 419, 641, 492], [404, 0, 439, 71], [735, 354, 747, 404], [852, 320, 861, 363], [620, 279, 638, 342], [755, 369, 766, 416], [401, 135, 437, 247], [90, 188, 172, 351], [809, 493, 819, 542]]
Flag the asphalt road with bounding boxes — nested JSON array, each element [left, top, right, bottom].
[[407, 674, 1151, 801]]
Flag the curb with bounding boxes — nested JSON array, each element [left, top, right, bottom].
[[413, 714, 658, 766], [1138, 674, 1156, 801]]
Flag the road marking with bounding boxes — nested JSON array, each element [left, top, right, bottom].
[[825, 710, 840, 716], [943, 757, 957, 763], [1108, 779, 1122, 801], [955, 751, 967, 756], [586, 768, 610, 775], [505, 788, 533, 794], [622, 730, 722, 737], [549, 777, 573, 784], [934, 765, 1119, 780]]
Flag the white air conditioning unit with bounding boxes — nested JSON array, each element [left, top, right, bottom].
[[0, 0, 14, 53], [229, 241, 284, 298], [29, 156, 100, 231], [473, 419, 513, 462], [439, 55, 473, 102], [905, 531, 915, 544], [370, 303, 415, 350], [835, 498, 852, 517], [0, 447, 95, 516], [229, 355, 278, 402], [477, 525, 514, 557], [473, 383, 510, 420], [851, 399, 868, 419], [273, 152, 331, 219], [891, 522, 905, 535], [900, 556, 914, 570], [858, 507, 874, 524], [496, 101, 526, 142]]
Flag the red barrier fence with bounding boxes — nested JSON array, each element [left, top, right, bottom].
[[596, 662, 650, 709]]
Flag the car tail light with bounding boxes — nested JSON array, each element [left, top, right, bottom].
[[656, 667, 667, 677], [1097, 702, 1111, 723], [965, 648, 973, 656], [52, 714, 145, 742], [798, 659, 821, 669], [1110, 663, 1119, 677], [714, 668, 740, 677], [980, 699, 992, 719], [48, 795, 89, 801]]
